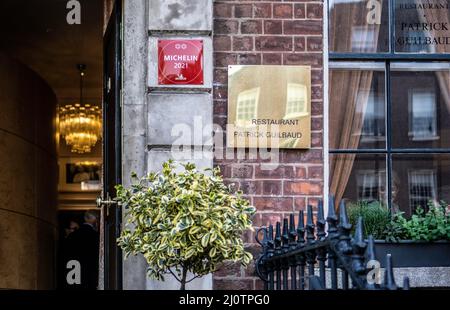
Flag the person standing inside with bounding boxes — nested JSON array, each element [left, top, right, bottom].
[[65, 211, 99, 289]]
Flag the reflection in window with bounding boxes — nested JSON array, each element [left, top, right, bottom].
[[357, 169, 386, 202], [408, 169, 437, 212], [408, 89, 437, 141], [361, 91, 385, 141], [351, 26, 377, 52], [329, 0, 389, 53], [236, 87, 260, 124], [284, 83, 307, 119]]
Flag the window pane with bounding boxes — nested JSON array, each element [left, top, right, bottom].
[[330, 154, 387, 207], [395, 0, 450, 53], [392, 154, 450, 216], [329, 0, 389, 53], [329, 63, 386, 149], [391, 63, 450, 148]]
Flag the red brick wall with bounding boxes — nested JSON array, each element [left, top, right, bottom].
[[213, 0, 324, 290]]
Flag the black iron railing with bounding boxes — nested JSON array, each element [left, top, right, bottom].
[[254, 197, 410, 290]]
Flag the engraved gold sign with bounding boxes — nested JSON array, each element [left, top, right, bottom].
[[227, 65, 311, 149]]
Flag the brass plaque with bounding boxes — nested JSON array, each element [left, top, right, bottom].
[[227, 65, 311, 149]]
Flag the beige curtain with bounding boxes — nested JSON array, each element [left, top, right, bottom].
[[329, 1, 383, 207]]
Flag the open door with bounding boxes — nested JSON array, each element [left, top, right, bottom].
[[97, 0, 122, 290]]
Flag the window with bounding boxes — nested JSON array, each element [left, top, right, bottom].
[[408, 89, 437, 141], [235, 87, 260, 125], [357, 169, 386, 202], [329, 0, 450, 215], [285, 83, 307, 119], [361, 91, 385, 141], [408, 169, 437, 212]]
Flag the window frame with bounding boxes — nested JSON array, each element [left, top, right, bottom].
[[328, 0, 450, 212]]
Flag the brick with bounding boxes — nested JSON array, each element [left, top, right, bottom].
[[231, 165, 253, 178], [294, 3, 306, 19], [214, 35, 231, 51], [234, 4, 253, 18], [214, 19, 239, 34], [238, 53, 261, 65], [307, 3, 323, 19], [259, 212, 285, 227], [283, 53, 322, 67], [214, 3, 233, 18], [294, 197, 306, 210], [312, 117, 323, 131], [215, 262, 241, 277], [214, 279, 253, 290], [294, 36, 306, 51], [238, 180, 262, 195], [311, 69, 323, 84], [311, 132, 323, 147], [281, 149, 323, 163], [283, 20, 322, 35], [308, 166, 323, 179], [262, 53, 282, 65], [254, 3, 272, 18], [312, 85, 323, 100], [295, 166, 307, 178], [214, 53, 237, 67], [307, 36, 323, 51], [273, 3, 293, 19], [264, 20, 282, 34], [213, 68, 228, 85], [241, 19, 262, 34], [311, 100, 323, 115], [213, 85, 228, 99], [262, 180, 282, 195], [255, 164, 294, 179], [254, 197, 293, 211], [256, 36, 293, 51], [284, 181, 323, 195], [233, 36, 254, 51]]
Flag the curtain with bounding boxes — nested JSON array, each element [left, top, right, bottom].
[[329, 1, 383, 207]]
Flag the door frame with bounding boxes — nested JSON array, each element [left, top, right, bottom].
[[101, 0, 123, 290]]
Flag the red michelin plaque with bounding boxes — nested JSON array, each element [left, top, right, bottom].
[[158, 39, 204, 85]]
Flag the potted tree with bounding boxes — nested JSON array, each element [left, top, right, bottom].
[[116, 160, 255, 290], [348, 201, 450, 268]]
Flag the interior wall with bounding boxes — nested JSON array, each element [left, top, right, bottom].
[[0, 52, 58, 289]]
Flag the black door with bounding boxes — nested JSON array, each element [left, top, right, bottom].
[[101, 0, 122, 290]]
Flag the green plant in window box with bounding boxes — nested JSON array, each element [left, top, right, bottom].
[[384, 201, 450, 242], [347, 200, 391, 239], [116, 160, 255, 290]]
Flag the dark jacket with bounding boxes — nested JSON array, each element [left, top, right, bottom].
[[64, 223, 99, 289]]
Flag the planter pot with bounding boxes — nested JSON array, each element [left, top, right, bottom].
[[373, 240, 450, 268]]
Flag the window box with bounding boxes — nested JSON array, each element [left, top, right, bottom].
[[374, 240, 450, 268]]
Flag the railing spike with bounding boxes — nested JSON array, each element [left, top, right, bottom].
[[288, 213, 297, 249], [306, 204, 314, 227], [354, 217, 365, 245], [339, 200, 351, 229], [403, 277, 410, 290], [316, 199, 326, 240], [366, 235, 376, 262], [326, 194, 338, 238], [384, 254, 398, 290], [327, 194, 337, 219], [282, 218, 289, 252], [306, 205, 315, 244], [274, 221, 282, 254], [297, 210, 305, 244]]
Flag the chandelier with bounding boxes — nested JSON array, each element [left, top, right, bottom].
[[59, 64, 102, 154]]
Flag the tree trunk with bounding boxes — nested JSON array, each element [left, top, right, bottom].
[[180, 268, 188, 290]]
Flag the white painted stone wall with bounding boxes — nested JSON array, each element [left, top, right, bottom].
[[122, 0, 214, 290]]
